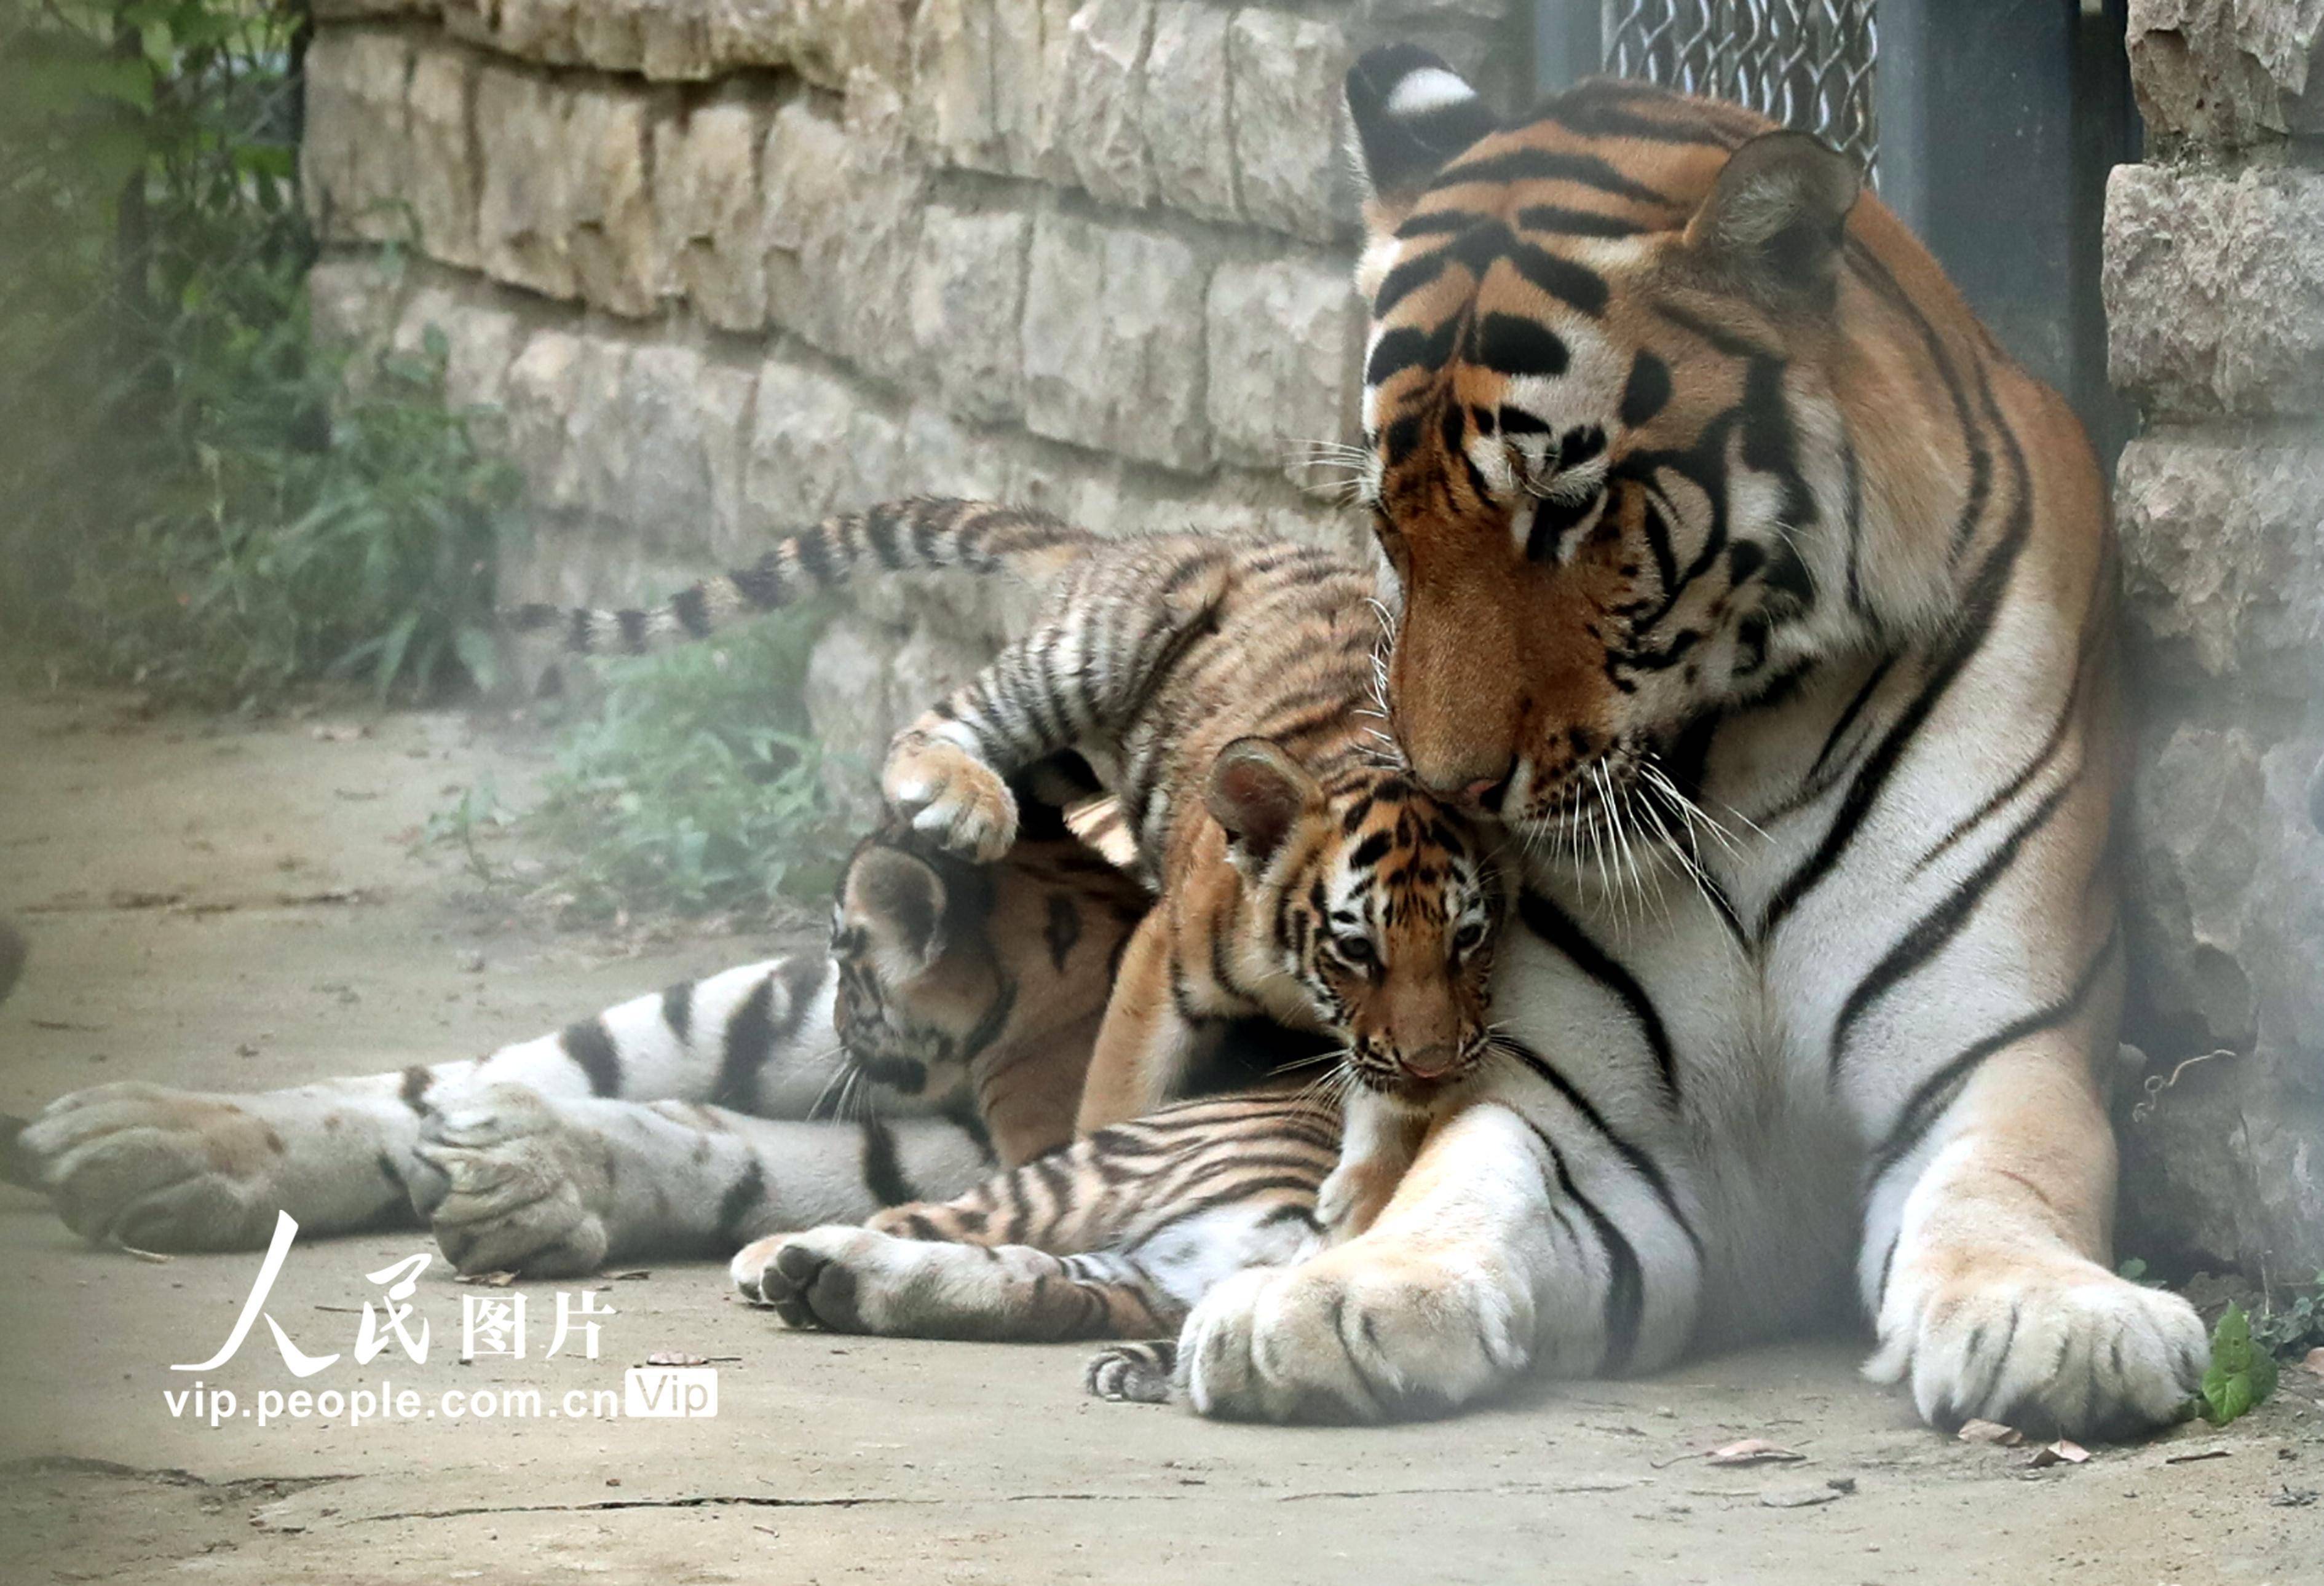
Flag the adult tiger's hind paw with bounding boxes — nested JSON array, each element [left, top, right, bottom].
[[1870, 1249, 2208, 1442]]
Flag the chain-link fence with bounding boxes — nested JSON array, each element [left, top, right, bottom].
[[1599, 1, 1879, 179]]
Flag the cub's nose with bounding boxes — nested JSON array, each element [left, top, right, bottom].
[[1399, 1043, 1460, 1081]]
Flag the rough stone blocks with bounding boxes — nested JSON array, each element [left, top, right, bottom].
[[1022, 209, 1212, 472], [2105, 163, 2324, 417]]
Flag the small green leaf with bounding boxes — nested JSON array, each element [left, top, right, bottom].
[[2197, 1302, 2279, 1426]]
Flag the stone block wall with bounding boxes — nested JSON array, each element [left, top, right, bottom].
[[2107, 1, 2324, 1280], [299, 0, 1524, 815]]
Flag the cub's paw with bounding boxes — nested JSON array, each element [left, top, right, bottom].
[[882, 736, 1019, 862], [1084, 1340, 1177, 1404], [15, 1083, 287, 1250], [415, 1084, 611, 1278], [730, 1226, 896, 1332], [1870, 1250, 2208, 1442], [1179, 1247, 1532, 1423]]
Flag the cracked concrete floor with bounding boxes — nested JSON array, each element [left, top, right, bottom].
[[1, 687, 2318, 1585]]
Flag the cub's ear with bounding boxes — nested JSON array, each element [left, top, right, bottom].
[[1345, 45, 1497, 218], [842, 845, 949, 975], [1683, 130, 1861, 312], [1206, 739, 1321, 869]]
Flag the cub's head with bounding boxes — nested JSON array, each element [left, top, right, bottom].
[[829, 823, 1148, 1110], [1207, 739, 1501, 1103], [829, 835, 1006, 1104], [1342, 47, 1868, 847]]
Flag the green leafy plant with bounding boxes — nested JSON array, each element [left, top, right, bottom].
[[515, 615, 856, 922], [425, 772, 513, 888], [1, 0, 522, 706], [2197, 1302, 2279, 1427], [2255, 1269, 2324, 1359]]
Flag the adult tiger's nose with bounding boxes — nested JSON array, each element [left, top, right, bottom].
[[1399, 1043, 1460, 1081], [1410, 752, 1511, 810]]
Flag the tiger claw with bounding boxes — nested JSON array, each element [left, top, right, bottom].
[[1085, 1340, 1177, 1403]]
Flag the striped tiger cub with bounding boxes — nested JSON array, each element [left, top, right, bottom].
[[7, 824, 1148, 1274], [731, 1088, 1340, 1404], [516, 499, 1508, 1242]]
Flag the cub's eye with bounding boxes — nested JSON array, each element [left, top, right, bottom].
[[1334, 933, 1378, 972], [1452, 921, 1488, 955]]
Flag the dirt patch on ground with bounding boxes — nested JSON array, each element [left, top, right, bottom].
[[0, 688, 2317, 1584]]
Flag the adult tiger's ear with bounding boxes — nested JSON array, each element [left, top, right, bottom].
[[1345, 45, 1497, 226], [1206, 739, 1321, 870], [1685, 130, 1862, 314], [842, 845, 949, 976]]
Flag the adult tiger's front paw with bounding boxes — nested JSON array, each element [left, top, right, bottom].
[[881, 736, 1019, 862], [1178, 1247, 1533, 1423], [1868, 1249, 2208, 1442], [414, 1084, 612, 1278]]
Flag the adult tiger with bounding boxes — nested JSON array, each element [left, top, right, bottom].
[[1166, 50, 2204, 1439]]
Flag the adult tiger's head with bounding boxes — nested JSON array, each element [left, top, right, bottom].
[[1343, 47, 1894, 843], [1206, 739, 1501, 1101]]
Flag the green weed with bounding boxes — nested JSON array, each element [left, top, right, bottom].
[[1, 1, 523, 708], [2255, 1269, 2324, 1360], [515, 613, 856, 923]]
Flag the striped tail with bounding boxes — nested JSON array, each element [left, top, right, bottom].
[[502, 497, 1095, 656]]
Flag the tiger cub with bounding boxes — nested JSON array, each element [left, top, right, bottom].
[[738, 817, 1346, 1403], [516, 496, 1509, 1239], [8, 818, 1148, 1271], [732, 1089, 1340, 1404]]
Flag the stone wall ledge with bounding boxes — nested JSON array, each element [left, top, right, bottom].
[[303, 24, 1373, 479], [309, 249, 1360, 601], [306, 2, 1519, 248], [2103, 160, 2324, 419]]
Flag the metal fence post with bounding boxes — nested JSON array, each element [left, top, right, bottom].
[[1878, 0, 2138, 456], [1533, 0, 1603, 92]]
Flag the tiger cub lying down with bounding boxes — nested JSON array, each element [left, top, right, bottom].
[[730, 1090, 1342, 1405], [9, 819, 1146, 1271], [524, 496, 1509, 1239]]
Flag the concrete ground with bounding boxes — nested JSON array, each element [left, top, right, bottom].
[[0, 687, 2317, 1585]]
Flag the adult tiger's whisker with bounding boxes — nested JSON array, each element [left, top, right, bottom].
[[807, 1049, 855, 1122], [1642, 761, 1745, 858]]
